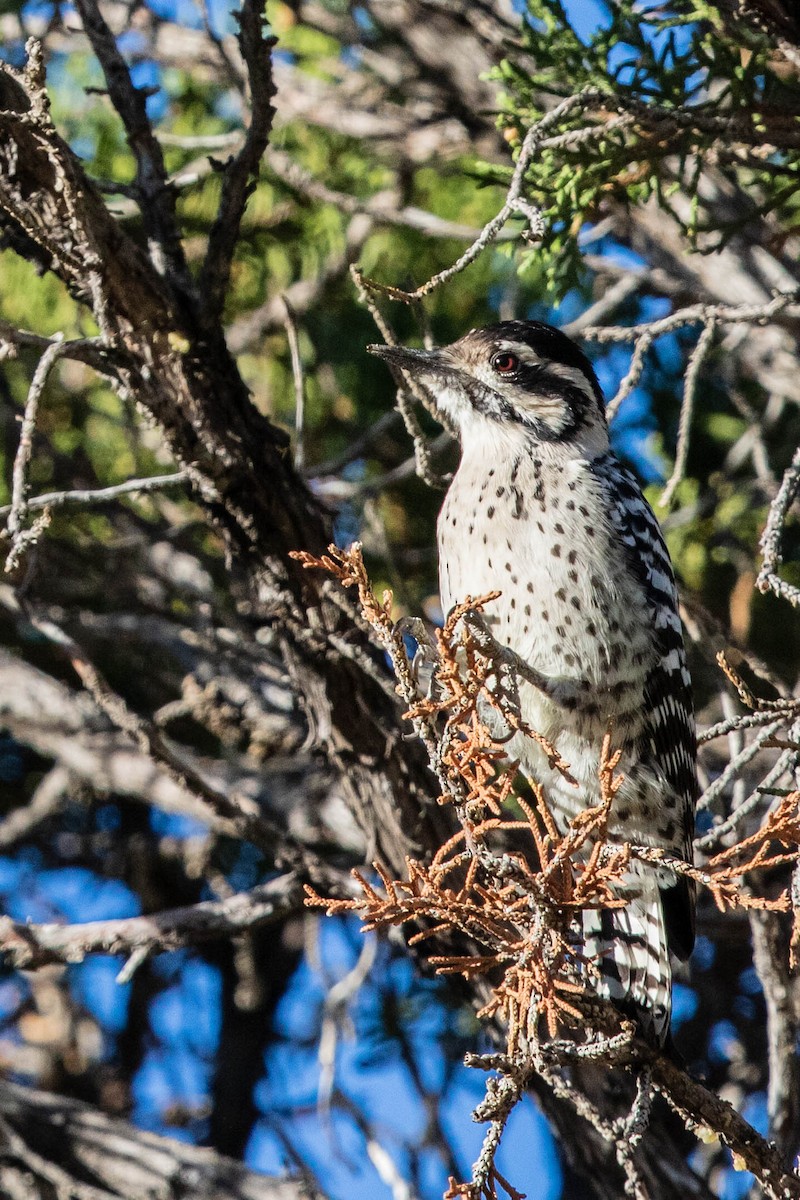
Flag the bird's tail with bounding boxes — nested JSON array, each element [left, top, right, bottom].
[[580, 868, 672, 1045]]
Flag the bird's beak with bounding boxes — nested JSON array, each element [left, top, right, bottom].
[[368, 342, 464, 429], [367, 343, 445, 371], [367, 343, 462, 386]]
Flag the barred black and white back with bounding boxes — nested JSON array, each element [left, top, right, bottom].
[[370, 320, 698, 1044], [579, 452, 696, 1041]]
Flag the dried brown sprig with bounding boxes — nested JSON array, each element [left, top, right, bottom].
[[306, 765, 625, 1051], [630, 785, 800, 918], [298, 546, 632, 1048], [297, 542, 800, 1200]]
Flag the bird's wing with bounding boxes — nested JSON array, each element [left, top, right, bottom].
[[595, 455, 698, 959]]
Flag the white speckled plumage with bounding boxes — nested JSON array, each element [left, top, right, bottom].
[[371, 321, 697, 1044]]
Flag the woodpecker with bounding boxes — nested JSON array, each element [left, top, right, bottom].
[[370, 321, 697, 1044]]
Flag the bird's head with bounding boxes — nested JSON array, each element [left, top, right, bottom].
[[369, 320, 608, 455]]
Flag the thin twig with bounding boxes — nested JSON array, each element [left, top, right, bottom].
[[0, 323, 115, 368], [6, 337, 63, 537], [281, 296, 306, 472], [354, 91, 605, 303], [699, 699, 800, 744], [351, 264, 450, 488], [0, 471, 189, 519], [316, 932, 378, 1118], [584, 292, 800, 421], [603, 329, 655, 422], [4, 336, 71, 572], [696, 717, 782, 823], [158, 131, 244, 150], [199, 0, 276, 323], [0, 765, 72, 850], [660, 318, 716, 507], [584, 293, 800, 344], [757, 444, 800, 606]]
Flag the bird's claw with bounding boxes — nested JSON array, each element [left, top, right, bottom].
[[394, 615, 441, 699]]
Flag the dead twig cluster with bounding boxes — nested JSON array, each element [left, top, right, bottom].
[[299, 541, 800, 1200], [306, 773, 627, 1052]]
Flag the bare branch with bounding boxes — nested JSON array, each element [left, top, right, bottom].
[[281, 297, 306, 472], [649, 1050, 800, 1200], [354, 92, 609, 302], [0, 873, 310, 969], [0, 470, 189, 519], [73, 1, 193, 295], [589, 292, 800, 422], [660, 318, 717, 507], [0, 322, 117, 369], [757, 444, 800, 605], [315, 931, 379, 1116], [4, 335, 73, 572], [0, 765, 72, 850], [199, 0, 276, 324]]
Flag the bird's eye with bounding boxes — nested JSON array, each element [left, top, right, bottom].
[[491, 352, 519, 374]]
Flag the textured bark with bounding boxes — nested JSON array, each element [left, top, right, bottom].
[[0, 1079, 316, 1199]]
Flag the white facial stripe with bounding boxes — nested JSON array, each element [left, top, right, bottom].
[[545, 361, 598, 403], [497, 341, 541, 367], [428, 381, 470, 421]]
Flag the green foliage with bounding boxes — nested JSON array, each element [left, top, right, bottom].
[[0, 251, 82, 337], [488, 0, 800, 297]]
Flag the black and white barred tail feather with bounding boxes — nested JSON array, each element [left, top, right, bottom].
[[581, 870, 672, 1044]]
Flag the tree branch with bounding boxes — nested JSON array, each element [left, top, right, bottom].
[[0, 873, 312, 969], [0, 470, 189, 518], [0, 44, 452, 873], [0, 1079, 316, 1200], [73, 0, 195, 298], [199, 0, 276, 324], [749, 909, 800, 1162]]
